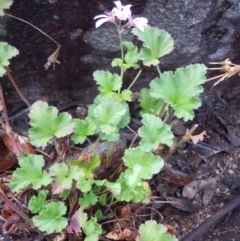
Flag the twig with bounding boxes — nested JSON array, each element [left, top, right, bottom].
[[0, 187, 34, 228], [0, 84, 22, 157], [5, 13, 60, 46], [5, 66, 31, 107], [5, 13, 61, 70]]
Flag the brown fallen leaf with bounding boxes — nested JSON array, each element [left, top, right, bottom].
[[0, 132, 36, 156], [182, 177, 218, 206], [162, 167, 194, 186], [0, 150, 17, 172], [106, 228, 137, 241]]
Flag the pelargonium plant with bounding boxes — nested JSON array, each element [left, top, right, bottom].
[[0, 0, 210, 240]]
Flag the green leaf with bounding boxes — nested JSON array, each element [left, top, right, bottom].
[[117, 174, 147, 202], [78, 191, 98, 208], [68, 155, 101, 180], [137, 220, 178, 241], [10, 154, 52, 192], [104, 181, 121, 197], [98, 194, 107, 206], [94, 100, 126, 125], [123, 41, 139, 69], [49, 163, 84, 194], [122, 41, 138, 52], [112, 58, 123, 67], [123, 147, 164, 180], [93, 70, 122, 98], [29, 101, 75, 147], [76, 176, 92, 192], [132, 26, 174, 66], [150, 64, 207, 121], [87, 97, 129, 141], [28, 190, 48, 214], [0, 0, 13, 16], [139, 88, 164, 115], [138, 114, 173, 151], [94, 209, 103, 219], [93, 99, 127, 138], [0, 42, 19, 77], [82, 217, 102, 241], [119, 89, 132, 101], [33, 202, 68, 234], [71, 119, 96, 144], [77, 209, 102, 241]]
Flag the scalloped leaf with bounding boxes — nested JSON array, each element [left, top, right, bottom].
[[132, 26, 174, 66], [123, 147, 164, 180], [68, 155, 101, 181], [71, 119, 96, 144], [137, 220, 178, 241], [116, 173, 147, 202], [0, 0, 13, 16], [78, 191, 98, 208], [93, 70, 122, 98], [150, 64, 207, 121], [10, 154, 52, 192], [28, 190, 48, 214], [49, 163, 84, 194], [33, 202, 68, 234], [0, 42, 19, 77], [29, 101, 75, 147], [138, 114, 173, 151], [139, 88, 164, 115]]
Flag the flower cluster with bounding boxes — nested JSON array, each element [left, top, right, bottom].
[[94, 1, 148, 31]]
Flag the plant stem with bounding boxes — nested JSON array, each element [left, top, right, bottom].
[[0, 188, 34, 228], [117, 28, 125, 94], [5, 13, 60, 47], [156, 64, 161, 76], [5, 67, 31, 107], [118, 28, 124, 62], [127, 69, 142, 90], [106, 142, 112, 169], [52, 136, 63, 160], [164, 124, 198, 161], [158, 103, 167, 119], [205, 74, 225, 82], [0, 84, 22, 157], [163, 108, 174, 124], [129, 132, 139, 148]]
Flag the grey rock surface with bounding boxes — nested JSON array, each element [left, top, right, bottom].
[[84, 0, 240, 70]]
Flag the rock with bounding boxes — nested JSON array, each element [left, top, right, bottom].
[[223, 175, 233, 186], [84, 0, 240, 69]]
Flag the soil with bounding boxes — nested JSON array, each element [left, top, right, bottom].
[[0, 1, 240, 241]]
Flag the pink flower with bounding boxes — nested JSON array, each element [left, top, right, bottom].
[[94, 11, 115, 28], [128, 15, 148, 31]]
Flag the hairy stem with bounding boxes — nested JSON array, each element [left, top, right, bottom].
[[5, 67, 31, 107]]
